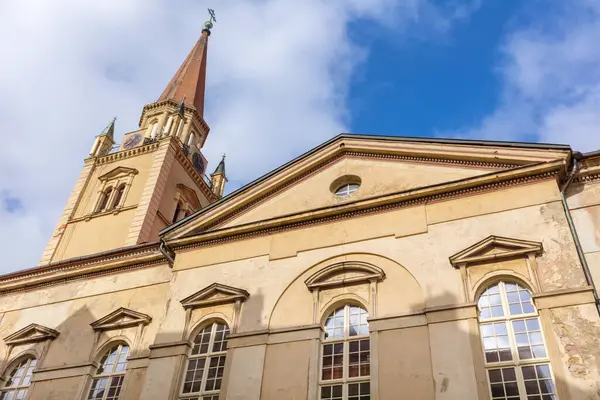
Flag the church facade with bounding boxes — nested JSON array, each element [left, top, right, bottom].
[[1, 21, 600, 400]]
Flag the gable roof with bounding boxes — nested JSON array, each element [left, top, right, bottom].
[[161, 134, 571, 240]]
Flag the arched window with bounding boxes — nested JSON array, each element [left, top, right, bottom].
[[87, 343, 129, 400], [150, 121, 159, 139], [110, 184, 126, 210], [478, 281, 557, 400], [187, 131, 196, 147], [172, 201, 184, 223], [180, 321, 229, 400], [96, 187, 113, 213], [1, 357, 37, 399], [320, 305, 370, 400]]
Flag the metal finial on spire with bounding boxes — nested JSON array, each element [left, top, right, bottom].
[[204, 8, 216, 31], [101, 117, 117, 138]]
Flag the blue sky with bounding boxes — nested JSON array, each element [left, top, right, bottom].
[[0, 0, 599, 273]]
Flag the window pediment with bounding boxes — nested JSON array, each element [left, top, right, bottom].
[[4, 323, 59, 346], [305, 262, 385, 291], [90, 307, 152, 331], [98, 166, 138, 182], [176, 183, 201, 210], [450, 236, 543, 268], [180, 283, 249, 310]]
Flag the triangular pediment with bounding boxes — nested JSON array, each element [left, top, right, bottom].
[[181, 283, 249, 310], [91, 307, 151, 331], [177, 183, 201, 209], [98, 166, 138, 182], [305, 262, 385, 291], [4, 323, 59, 345], [162, 135, 570, 241], [450, 236, 543, 268]]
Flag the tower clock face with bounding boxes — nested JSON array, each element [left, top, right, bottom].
[[192, 153, 205, 174], [123, 134, 142, 149]]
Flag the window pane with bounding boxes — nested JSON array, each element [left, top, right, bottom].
[[487, 367, 519, 400], [521, 364, 557, 398]]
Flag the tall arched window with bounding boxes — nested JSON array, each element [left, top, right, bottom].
[[150, 121, 159, 139], [320, 305, 370, 400], [180, 321, 229, 400], [96, 187, 113, 213], [1, 357, 37, 399], [478, 281, 558, 400], [87, 343, 129, 400], [110, 184, 126, 210]]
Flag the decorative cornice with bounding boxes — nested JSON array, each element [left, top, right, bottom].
[[200, 151, 523, 232], [0, 243, 165, 295], [140, 100, 210, 134], [180, 283, 249, 310], [574, 173, 600, 184], [304, 261, 385, 291], [91, 307, 152, 331], [174, 147, 217, 202], [449, 236, 543, 268], [4, 323, 59, 346], [173, 168, 560, 251], [94, 141, 160, 165]]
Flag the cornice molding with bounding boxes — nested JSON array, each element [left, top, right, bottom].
[[170, 164, 561, 251], [4, 323, 59, 346], [0, 244, 165, 295], [93, 142, 160, 165], [189, 151, 543, 234], [140, 100, 210, 134], [305, 262, 385, 291]]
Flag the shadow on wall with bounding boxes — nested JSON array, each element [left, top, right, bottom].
[[420, 290, 600, 400]]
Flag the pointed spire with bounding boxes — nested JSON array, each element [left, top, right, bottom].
[[213, 154, 226, 176], [101, 117, 116, 138], [158, 11, 215, 117]]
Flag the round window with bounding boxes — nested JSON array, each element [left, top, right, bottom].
[[334, 183, 360, 197], [330, 175, 362, 197]]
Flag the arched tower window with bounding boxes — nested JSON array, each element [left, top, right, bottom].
[[150, 121, 159, 139], [96, 187, 113, 213], [110, 184, 126, 210], [87, 343, 129, 400], [180, 321, 229, 400], [478, 281, 557, 400], [172, 201, 184, 223], [320, 304, 370, 400], [1, 357, 37, 399]]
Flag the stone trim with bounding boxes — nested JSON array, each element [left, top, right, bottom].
[[574, 173, 600, 184], [93, 140, 160, 165], [180, 283, 249, 310], [304, 262, 385, 291], [173, 168, 559, 251], [449, 235, 543, 267], [197, 151, 535, 233], [533, 286, 595, 309], [227, 324, 323, 348], [0, 255, 166, 296], [148, 340, 190, 359], [31, 361, 95, 382], [90, 307, 152, 331], [4, 324, 59, 346]]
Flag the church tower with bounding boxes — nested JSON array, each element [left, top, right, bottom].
[[39, 18, 222, 265]]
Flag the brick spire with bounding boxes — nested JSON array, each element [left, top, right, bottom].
[[158, 28, 211, 117]]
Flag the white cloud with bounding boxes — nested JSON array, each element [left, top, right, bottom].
[[453, 0, 600, 151], [0, 0, 476, 273]]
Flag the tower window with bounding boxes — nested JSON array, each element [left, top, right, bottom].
[[96, 187, 113, 213], [110, 184, 126, 210], [478, 281, 557, 400]]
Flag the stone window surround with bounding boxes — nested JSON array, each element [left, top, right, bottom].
[[92, 167, 138, 215]]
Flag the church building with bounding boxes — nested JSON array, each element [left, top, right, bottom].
[[1, 17, 600, 400]]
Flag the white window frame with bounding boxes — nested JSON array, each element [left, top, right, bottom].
[[0, 357, 37, 399], [334, 184, 360, 198], [319, 304, 370, 400], [179, 322, 229, 400], [478, 281, 559, 400], [86, 343, 130, 400]]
